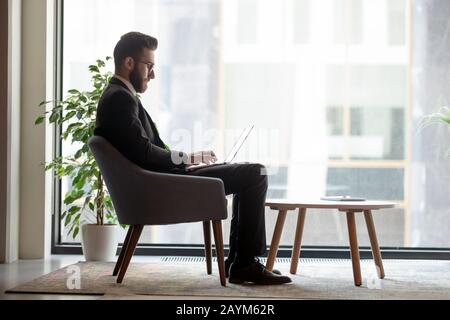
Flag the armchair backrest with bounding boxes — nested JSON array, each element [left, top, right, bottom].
[[88, 135, 227, 225]]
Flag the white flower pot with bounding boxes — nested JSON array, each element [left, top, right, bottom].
[[81, 224, 118, 261]]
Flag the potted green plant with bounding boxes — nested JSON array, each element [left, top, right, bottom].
[[421, 106, 450, 126], [421, 106, 450, 151], [36, 57, 120, 261]]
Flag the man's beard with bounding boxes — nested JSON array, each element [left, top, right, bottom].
[[129, 67, 143, 93]]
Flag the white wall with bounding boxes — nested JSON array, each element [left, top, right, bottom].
[[1, 0, 22, 264], [0, 0, 9, 264], [6, 0, 22, 263], [19, 0, 55, 259]]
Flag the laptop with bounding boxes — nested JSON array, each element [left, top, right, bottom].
[[185, 124, 254, 172]]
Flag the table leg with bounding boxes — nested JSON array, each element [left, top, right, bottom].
[[290, 208, 307, 274], [266, 209, 287, 272], [346, 211, 362, 286], [363, 210, 385, 279]]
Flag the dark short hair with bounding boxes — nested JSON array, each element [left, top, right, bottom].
[[113, 32, 158, 69]]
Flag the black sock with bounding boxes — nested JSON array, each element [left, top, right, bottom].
[[227, 251, 236, 262], [234, 255, 255, 267]]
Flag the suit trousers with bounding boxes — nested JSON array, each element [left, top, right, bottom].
[[184, 163, 268, 261]]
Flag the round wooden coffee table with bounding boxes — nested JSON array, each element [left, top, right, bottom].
[[265, 199, 396, 286]]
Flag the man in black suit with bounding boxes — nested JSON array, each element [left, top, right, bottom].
[[95, 32, 291, 285]]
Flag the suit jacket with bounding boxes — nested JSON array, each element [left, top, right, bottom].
[[94, 77, 187, 172]]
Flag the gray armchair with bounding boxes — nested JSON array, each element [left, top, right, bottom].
[[88, 136, 228, 286]]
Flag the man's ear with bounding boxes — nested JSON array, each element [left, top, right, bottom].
[[124, 57, 135, 71]]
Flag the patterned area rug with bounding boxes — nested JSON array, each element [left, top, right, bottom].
[[5, 259, 450, 299]]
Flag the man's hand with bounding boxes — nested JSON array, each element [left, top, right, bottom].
[[187, 150, 217, 165]]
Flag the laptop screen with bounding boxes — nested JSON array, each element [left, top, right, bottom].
[[224, 125, 254, 163]]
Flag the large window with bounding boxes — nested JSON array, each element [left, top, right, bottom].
[[59, 0, 450, 251]]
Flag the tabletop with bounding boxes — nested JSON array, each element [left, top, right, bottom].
[[266, 198, 396, 210]]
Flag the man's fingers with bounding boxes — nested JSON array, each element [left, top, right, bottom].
[[210, 151, 217, 162], [203, 151, 217, 163], [188, 151, 217, 165], [189, 152, 202, 165]]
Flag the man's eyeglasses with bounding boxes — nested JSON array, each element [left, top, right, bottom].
[[138, 61, 155, 71]]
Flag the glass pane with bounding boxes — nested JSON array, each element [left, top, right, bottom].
[[411, 0, 450, 248], [60, 0, 450, 250], [61, 0, 221, 242]]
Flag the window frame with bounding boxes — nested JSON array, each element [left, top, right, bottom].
[[51, 0, 450, 260]]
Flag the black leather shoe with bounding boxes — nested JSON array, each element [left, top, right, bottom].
[[224, 258, 281, 278], [228, 259, 292, 285]]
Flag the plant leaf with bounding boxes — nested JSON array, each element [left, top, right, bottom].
[[64, 213, 72, 227], [39, 100, 51, 107], [49, 112, 60, 123], [35, 116, 45, 125], [89, 65, 100, 73], [73, 226, 79, 239], [68, 89, 80, 95]]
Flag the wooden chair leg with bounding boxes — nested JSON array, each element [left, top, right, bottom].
[[346, 212, 362, 286], [113, 226, 133, 276], [203, 221, 212, 275], [117, 225, 143, 284], [212, 220, 226, 286], [364, 210, 385, 279], [266, 209, 287, 271], [290, 208, 307, 274]]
